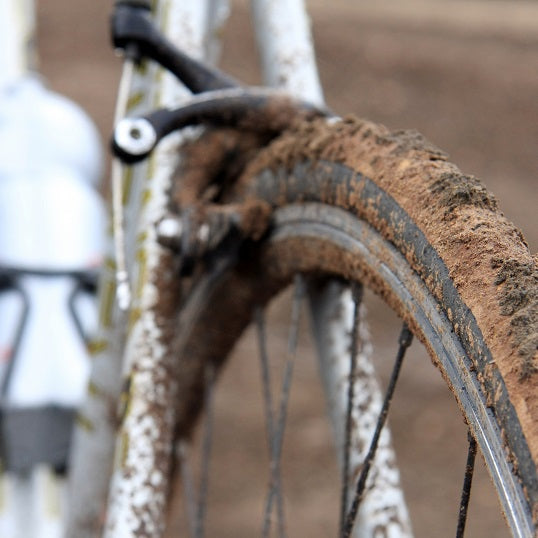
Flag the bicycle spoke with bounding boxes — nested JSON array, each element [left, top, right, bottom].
[[255, 308, 276, 450], [178, 442, 198, 538], [339, 282, 363, 535], [262, 275, 306, 538], [256, 308, 286, 537], [455, 432, 478, 538], [343, 322, 413, 538], [194, 363, 216, 538]]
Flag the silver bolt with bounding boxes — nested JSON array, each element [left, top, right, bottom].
[[197, 223, 210, 244], [115, 117, 157, 156], [157, 216, 183, 241]]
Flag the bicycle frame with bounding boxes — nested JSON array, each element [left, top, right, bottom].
[[67, 1, 411, 536]]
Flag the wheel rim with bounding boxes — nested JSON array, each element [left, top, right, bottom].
[[172, 202, 534, 536]]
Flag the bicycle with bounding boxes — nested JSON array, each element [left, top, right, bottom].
[[65, 1, 537, 537]]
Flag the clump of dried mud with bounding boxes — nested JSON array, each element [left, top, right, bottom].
[[492, 257, 538, 378], [431, 172, 498, 215]]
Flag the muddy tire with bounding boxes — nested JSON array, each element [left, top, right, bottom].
[[171, 116, 537, 535]]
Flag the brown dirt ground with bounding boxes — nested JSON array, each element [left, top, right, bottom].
[[36, 1, 537, 536]]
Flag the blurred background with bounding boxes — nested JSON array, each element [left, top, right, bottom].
[[36, 1, 537, 536]]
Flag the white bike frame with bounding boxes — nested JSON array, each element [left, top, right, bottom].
[[67, 1, 411, 536]]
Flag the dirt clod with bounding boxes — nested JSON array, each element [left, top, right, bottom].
[[431, 172, 498, 214], [380, 128, 448, 159], [492, 257, 538, 378]]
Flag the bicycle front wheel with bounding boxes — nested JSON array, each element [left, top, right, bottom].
[[167, 116, 537, 536]]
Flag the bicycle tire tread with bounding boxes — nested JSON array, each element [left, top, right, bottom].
[[229, 115, 538, 525], [170, 114, 537, 531]]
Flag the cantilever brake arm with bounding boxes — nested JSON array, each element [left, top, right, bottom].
[[111, 4, 331, 164], [112, 88, 331, 164], [111, 1, 239, 93]]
